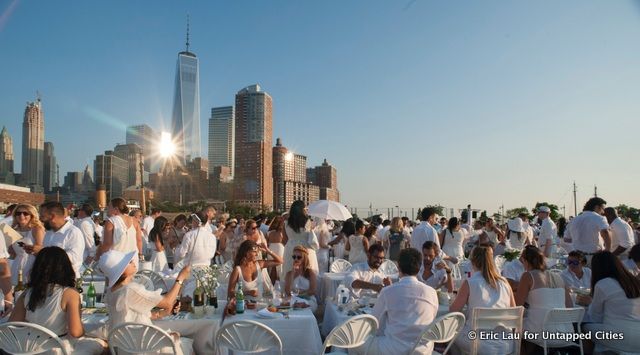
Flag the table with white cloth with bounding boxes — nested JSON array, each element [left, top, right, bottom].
[[321, 301, 451, 337], [221, 307, 323, 355], [319, 272, 399, 304]]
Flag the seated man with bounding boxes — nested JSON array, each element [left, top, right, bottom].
[[354, 248, 438, 354], [419, 241, 454, 292], [345, 244, 391, 298]]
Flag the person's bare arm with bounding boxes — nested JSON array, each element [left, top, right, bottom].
[[0, 259, 12, 308], [8, 293, 26, 322], [450, 280, 469, 312], [308, 270, 317, 296], [156, 266, 191, 309], [351, 279, 384, 293], [600, 229, 612, 251], [257, 245, 283, 268], [362, 236, 369, 252], [135, 221, 143, 255], [95, 220, 114, 259], [515, 272, 532, 306], [62, 288, 84, 338]]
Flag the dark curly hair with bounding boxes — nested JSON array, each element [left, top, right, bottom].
[[148, 216, 168, 246], [234, 240, 258, 267], [26, 246, 76, 312]]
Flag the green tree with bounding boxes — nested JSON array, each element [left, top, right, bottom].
[[416, 208, 423, 221], [532, 202, 561, 222], [506, 207, 530, 219], [615, 204, 640, 223], [424, 205, 445, 216], [479, 210, 488, 223]]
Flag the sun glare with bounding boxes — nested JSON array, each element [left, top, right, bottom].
[[159, 131, 176, 158]]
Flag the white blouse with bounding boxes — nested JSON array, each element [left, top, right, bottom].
[[588, 277, 640, 325], [106, 282, 163, 331], [560, 267, 592, 289]]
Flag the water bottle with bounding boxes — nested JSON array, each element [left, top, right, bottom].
[[336, 283, 350, 304], [86, 282, 96, 308], [236, 279, 245, 314], [273, 280, 282, 306], [0, 291, 4, 314]]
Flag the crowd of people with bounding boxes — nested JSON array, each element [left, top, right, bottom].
[[0, 195, 639, 354]]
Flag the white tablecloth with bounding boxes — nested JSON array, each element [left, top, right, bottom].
[[221, 308, 323, 354], [319, 272, 399, 304]]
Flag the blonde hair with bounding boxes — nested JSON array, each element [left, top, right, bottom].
[[390, 217, 403, 233], [12, 204, 44, 230], [292, 245, 312, 278], [470, 245, 504, 289]]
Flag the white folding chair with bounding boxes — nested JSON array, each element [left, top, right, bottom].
[[215, 320, 282, 355], [132, 273, 155, 290], [549, 263, 566, 271], [330, 259, 352, 273], [379, 260, 398, 276], [321, 314, 378, 354], [527, 307, 585, 355], [108, 322, 177, 354], [0, 321, 70, 355], [137, 269, 168, 291], [466, 306, 524, 355], [410, 312, 465, 355]]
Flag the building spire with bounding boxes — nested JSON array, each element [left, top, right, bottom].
[[185, 14, 190, 52]]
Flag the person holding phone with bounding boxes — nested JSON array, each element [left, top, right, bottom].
[[9, 204, 45, 285]]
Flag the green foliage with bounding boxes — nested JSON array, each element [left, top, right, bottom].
[[424, 205, 445, 216], [615, 204, 640, 223], [506, 207, 530, 219], [479, 210, 488, 223], [532, 202, 561, 222]]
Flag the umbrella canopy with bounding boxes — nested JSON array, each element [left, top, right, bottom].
[[307, 200, 352, 221]]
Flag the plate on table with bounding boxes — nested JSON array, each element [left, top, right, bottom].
[[257, 308, 284, 319]]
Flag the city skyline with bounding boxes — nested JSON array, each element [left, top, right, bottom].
[[2, 1, 640, 213]]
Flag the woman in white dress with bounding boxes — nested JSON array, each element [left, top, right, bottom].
[[267, 216, 286, 281], [451, 245, 517, 354], [313, 217, 332, 274], [9, 204, 44, 285], [96, 198, 141, 269], [345, 219, 369, 265], [505, 218, 530, 251], [10, 247, 106, 354], [282, 200, 319, 280], [284, 245, 317, 312], [218, 219, 237, 264], [148, 216, 169, 273], [438, 217, 466, 263], [515, 246, 572, 353], [227, 240, 283, 302]]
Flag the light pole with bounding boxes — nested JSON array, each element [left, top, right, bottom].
[[395, 205, 399, 220], [139, 160, 146, 215]]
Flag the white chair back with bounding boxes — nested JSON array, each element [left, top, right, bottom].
[[470, 306, 524, 355], [108, 322, 177, 354], [322, 314, 378, 353], [410, 312, 465, 355], [216, 320, 282, 355], [538, 307, 585, 355], [0, 322, 70, 355], [137, 269, 168, 291], [132, 273, 155, 290], [330, 259, 352, 273], [379, 260, 398, 275]]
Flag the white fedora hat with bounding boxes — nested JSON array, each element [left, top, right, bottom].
[[507, 218, 524, 233], [98, 250, 137, 288], [538, 206, 551, 213]]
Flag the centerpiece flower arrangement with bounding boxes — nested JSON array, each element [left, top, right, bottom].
[[193, 265, 221, 308], [502, 249, 521, 262]]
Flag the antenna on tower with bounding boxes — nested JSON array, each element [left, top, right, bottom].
[[36, 90, 41, 102], [185, 14, 190, 52]]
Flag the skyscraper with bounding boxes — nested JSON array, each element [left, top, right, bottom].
[[114, 143, 144, 188], [126, 124, 156, 172], [272, 138, 318, 212], [43, 142, 56, 193], [307, 159, 340, 202], [94, 151, 128, 200], [171, 20, 201, 164], [0, 127, 14, 174], [233, 84, 273, 210], [208, 106, 235, 178], [21, 96, 45, 191]]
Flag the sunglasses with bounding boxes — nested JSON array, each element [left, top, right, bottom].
[[15, 211, 30, 217], [567, 260, 580, 266], [249, 227, 257, 230], [292, 255, 303, 260]]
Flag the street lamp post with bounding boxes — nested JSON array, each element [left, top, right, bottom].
[[139, 160, 146, 215]]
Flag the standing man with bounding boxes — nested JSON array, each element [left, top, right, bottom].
[[536, 206, 557, 257], [142, 208, 161, 256], [483, 218, 505, 247], [75, 203, 96, 261], [604, 207, 634, 256], [411, 207, 440, 251], [567, 197, 611, 261]]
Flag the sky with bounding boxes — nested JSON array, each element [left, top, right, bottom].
[[1, 0, 640, 216]]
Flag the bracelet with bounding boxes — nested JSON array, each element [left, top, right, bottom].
[[176, 279, 184, 286]]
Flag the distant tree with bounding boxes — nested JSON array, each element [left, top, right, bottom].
[[424, 205, 445, 217], [615, 204, 640, 223], [506, 207, 530, 219], [416, 208, 423, 221], [460, 209, 468, 222], [479, 210, 488, 223], [532, 202, 561, 222]]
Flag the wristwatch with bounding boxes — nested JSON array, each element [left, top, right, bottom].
[[176, 279, 184, 286]]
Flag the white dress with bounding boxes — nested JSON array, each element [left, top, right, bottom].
[[109, 215, 139, 268], [291, 275, 317, 311], [441, 229, 465, 261], [454, 272, 515, 354], [347, 234, 367, 264], [11, 230, 34, 285], [150, 248, 168, 273], [282, 222, 319, 281], [268, 241, 285, 280], [236, 262, 271, 299]]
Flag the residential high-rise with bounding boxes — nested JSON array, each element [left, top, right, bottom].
[[126, 124, 156, 172], [272, 138, 319, 212], [307, 159, 340, 202], [43, 142, 56, 193], [233, 84, 273, 210], [21, 97, 45, 191], [208, 106, 235, 178], [171, 21, 201, 164], [114, 143, 144, 188], [94, 150, 128, 200], [0, 127, 14, 174]]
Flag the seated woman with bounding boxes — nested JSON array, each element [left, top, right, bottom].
[[227, 240, 283, 305], [451, 245, 517, 354], [98, 249, 192, 355], [9, 247, 106, 355], [560, 250, 591, 289], [577, 251, 640, 354], [284, 245, 318, 311], [515, 246, 572, 353]]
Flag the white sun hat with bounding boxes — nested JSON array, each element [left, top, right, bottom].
[[507, 218, 524, 233], [98, 249, 137, 288], [538, 206, 551, 213]]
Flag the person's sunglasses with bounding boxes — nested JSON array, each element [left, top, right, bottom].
[[292, 255, 303, 260], [250, 227, 257, 230], [15, 211, 30, 217], [567, 260, 580, 266]]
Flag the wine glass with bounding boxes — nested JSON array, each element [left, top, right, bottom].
[[290, 278, 301, 301]]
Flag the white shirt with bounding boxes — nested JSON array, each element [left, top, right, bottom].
[[410, 221, 440, 251], [417, 264, 448, 290], [174, 226, 217, 267], [345, 262, 387, 298], [75, 216, 96, 259], [610, 217, 634, 254], [43, 220, 85, 278], [371, 276, 438, 354], [376, 225, 389, 241], [560, 267, 592, 289], [623, 259, 639, 276], [501, 260, 525, 282], [259, 223, 269, 237], [141, 216, 154, 238], [538, 218, 557, 255], [587, 277, 640, 325], [567, 211, 608, 253]]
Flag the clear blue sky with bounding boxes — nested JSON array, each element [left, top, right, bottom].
[[2, 0, 640, 215]]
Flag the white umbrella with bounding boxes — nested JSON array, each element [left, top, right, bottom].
[[307, 200, 352, 221]]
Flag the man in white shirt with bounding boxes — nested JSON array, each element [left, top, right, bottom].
[[410, 207, 440, 251], [28, 202, 85, 278], [0, 204, 16, 226], [377, 219, 390, 241], [536, 206, 557, 257], [345, 244, 391, 298], [401, 217, 413, 235], [141, 208, 161, 256], [174, 211, 217, 268], [353, 248, 438, 355], [418, 241, 453, 292], [74, 203, 96, 261], [567, 197, 611, 257], [604, 207, 634, 256]]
